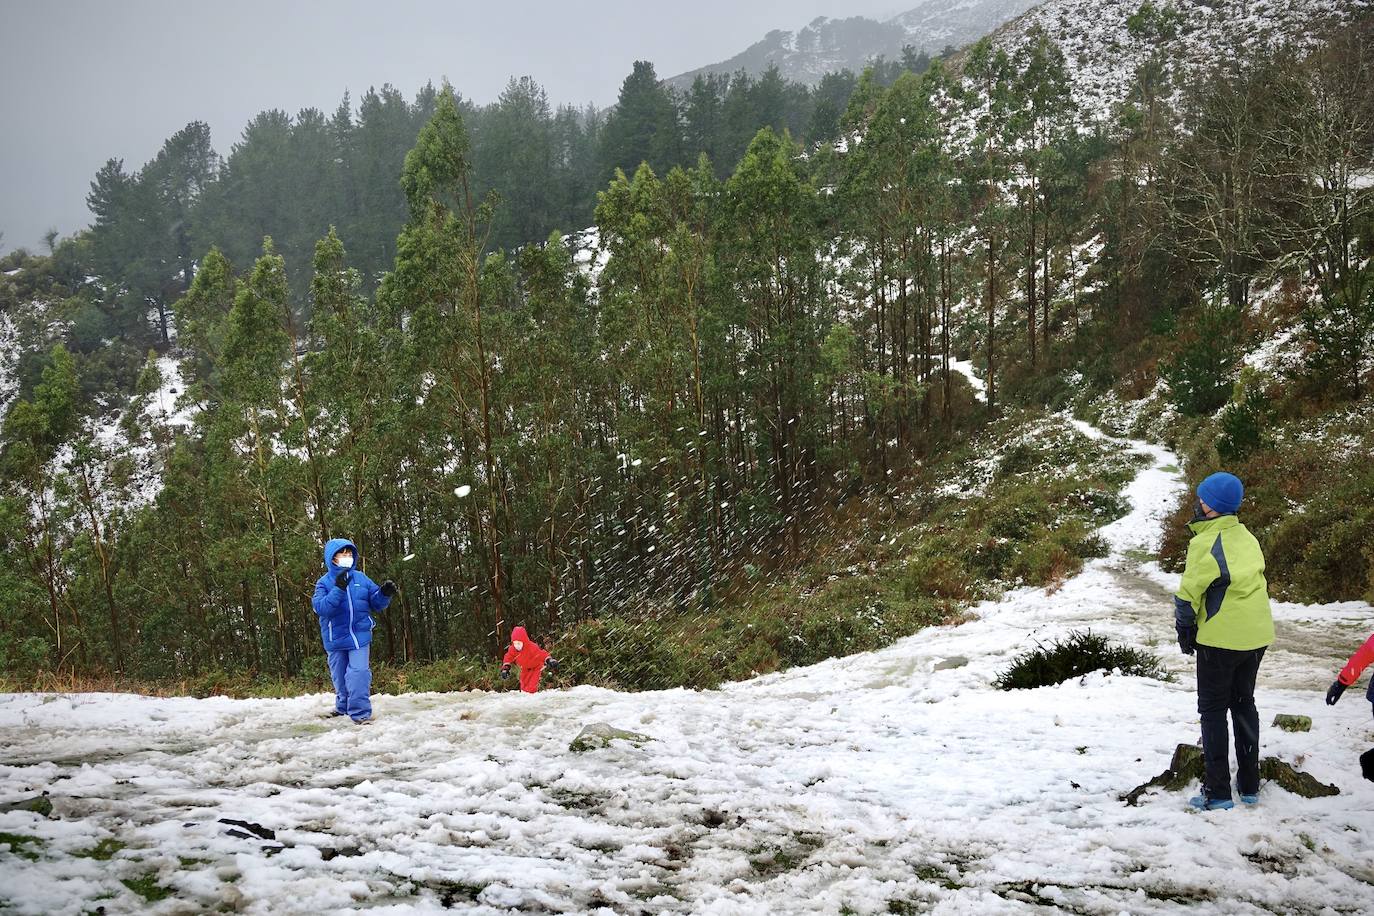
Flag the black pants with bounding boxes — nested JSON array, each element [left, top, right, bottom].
[[1196, 644, 1266, 800], [1363, 704, 1374, 783]]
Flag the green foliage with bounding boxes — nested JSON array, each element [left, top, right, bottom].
[[0, 832, 44, 861], [121, 875, 172, 902], [5, 26, 1372, 688], [1161, 298, 1242, 416], [75, 838, 127, 861], [1216, 370, 1271, 461], [994, 630, 1170, 690], [1300, 281, 1374, 401]]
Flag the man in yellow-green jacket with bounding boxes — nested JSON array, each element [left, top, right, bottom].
[[1174, 471, 1275, 811]]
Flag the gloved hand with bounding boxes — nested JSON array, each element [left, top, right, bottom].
[[546, 658, 559, 671], [1326, 680, 1347, 706], [335, 571, 351, 589], [380, 580, 397, 597], [1176, 625, 1197, 656], [499, 665, 511, 680]]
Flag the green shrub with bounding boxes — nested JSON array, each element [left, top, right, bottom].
[[1161, 298, 1243, 416], [903, 542, 975, 600], [559, 614, 716, 691], [994, 630, 1170, 690], [1217, 371, 1271, 462]]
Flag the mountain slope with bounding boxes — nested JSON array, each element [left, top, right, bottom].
[[979, 0, 1373, 120], [665, 0, 1042, 90]]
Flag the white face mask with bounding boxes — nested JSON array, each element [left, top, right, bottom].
[[335, 554, 354, 569], [513, 641, 524, 651]]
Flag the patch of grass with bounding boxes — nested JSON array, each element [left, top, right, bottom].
[[421, 879, 485, 907], [121, 874, 172, 902], [748, 833, 824, 877], [0, 832, 44, 861], [911, 861, 962, 890], [994, 630, 1171, 690], [74, 837, 125, 860], [545, 787, 606, 810]]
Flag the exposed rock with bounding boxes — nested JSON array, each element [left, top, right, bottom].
[[1271, 714, 1312, 733], [1258, 758, 1340, 798], [0, 793, 53, 817], [1122, 743, 1340, 805], [217, 818, 276, 841], [569, 723, 652, 753]]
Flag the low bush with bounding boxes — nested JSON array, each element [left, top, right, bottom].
[[994, 630, 1170, 690]]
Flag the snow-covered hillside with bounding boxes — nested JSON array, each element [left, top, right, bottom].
[[986, 0, 1373, 121], [665, 0, 1041, 90], [3, 417, 1372, 915]]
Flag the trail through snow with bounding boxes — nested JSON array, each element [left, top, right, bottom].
[[2, 424, 1372, 915]]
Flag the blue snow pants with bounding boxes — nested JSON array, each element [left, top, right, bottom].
[[327, 645, 372, 721]]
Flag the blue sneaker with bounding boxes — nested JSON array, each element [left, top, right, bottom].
[[1239, 794, 1259, 806], [1189, 795, 1235, 811]]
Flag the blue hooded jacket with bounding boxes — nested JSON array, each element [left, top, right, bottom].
[[312, 537, 390, 651]]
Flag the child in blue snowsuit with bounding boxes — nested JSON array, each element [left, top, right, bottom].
[[312, 538, 394, 724]]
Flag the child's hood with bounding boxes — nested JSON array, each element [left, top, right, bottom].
[[511, 626, 529, 644], [324, 537, 359, 576]]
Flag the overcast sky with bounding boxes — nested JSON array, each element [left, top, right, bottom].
[[0, 0, 905, 253]]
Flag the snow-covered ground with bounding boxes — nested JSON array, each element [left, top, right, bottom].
[[991, 0, 1372, 126], [2, 423, 1372, 915], [946, 357, 986, 403], [0, 312, 18, 424]]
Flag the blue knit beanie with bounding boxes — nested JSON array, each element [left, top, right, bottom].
[[1197, 472, 1243, 514]]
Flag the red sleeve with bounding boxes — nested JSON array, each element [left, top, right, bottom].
[[502, 644, 518, 665], [1338, 633, 1374, 686], [531, 641, 550, 666]]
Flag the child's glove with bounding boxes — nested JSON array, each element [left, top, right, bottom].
[[335, 571, 351, 589], [1176, 625, 1197, 656], [1326, 680, 1347, 705], [546, 658, 560, 670], [380, 580, 397, 597], [499, 665, 511, 680]]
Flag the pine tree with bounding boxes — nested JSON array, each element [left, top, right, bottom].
[[599, 61, 681, 184]]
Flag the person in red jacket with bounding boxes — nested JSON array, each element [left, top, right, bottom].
[[1325, 632, 1374, 782], [501, 626, 559, 693]]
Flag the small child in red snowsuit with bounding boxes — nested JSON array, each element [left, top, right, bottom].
[[1325, 631, 1374, 782], [500, 626, 559, 693]]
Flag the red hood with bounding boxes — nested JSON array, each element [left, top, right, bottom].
[[511, 626, 529, 643]]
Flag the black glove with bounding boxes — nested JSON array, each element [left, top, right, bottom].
[[546, 658, 559, 671], [1326, 680, 1347, 706], [379, 580, 397, 597], [1176, 625, 1197, 656], [335, 571, 351, 589], [499, 665, 511, 680]]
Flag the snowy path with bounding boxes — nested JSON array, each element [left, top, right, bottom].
[[2, 426, 1373, 915]]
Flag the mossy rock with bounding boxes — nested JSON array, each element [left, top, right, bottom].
[[1258, 757, 1340, 798], [569, 722, 653, 753], [1271, 714, 1311, 733], [0, 794, 52, 817], [1122, 743, 1339, 804]]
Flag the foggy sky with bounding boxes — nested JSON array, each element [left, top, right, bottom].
[[0, 0, 905, 254]]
